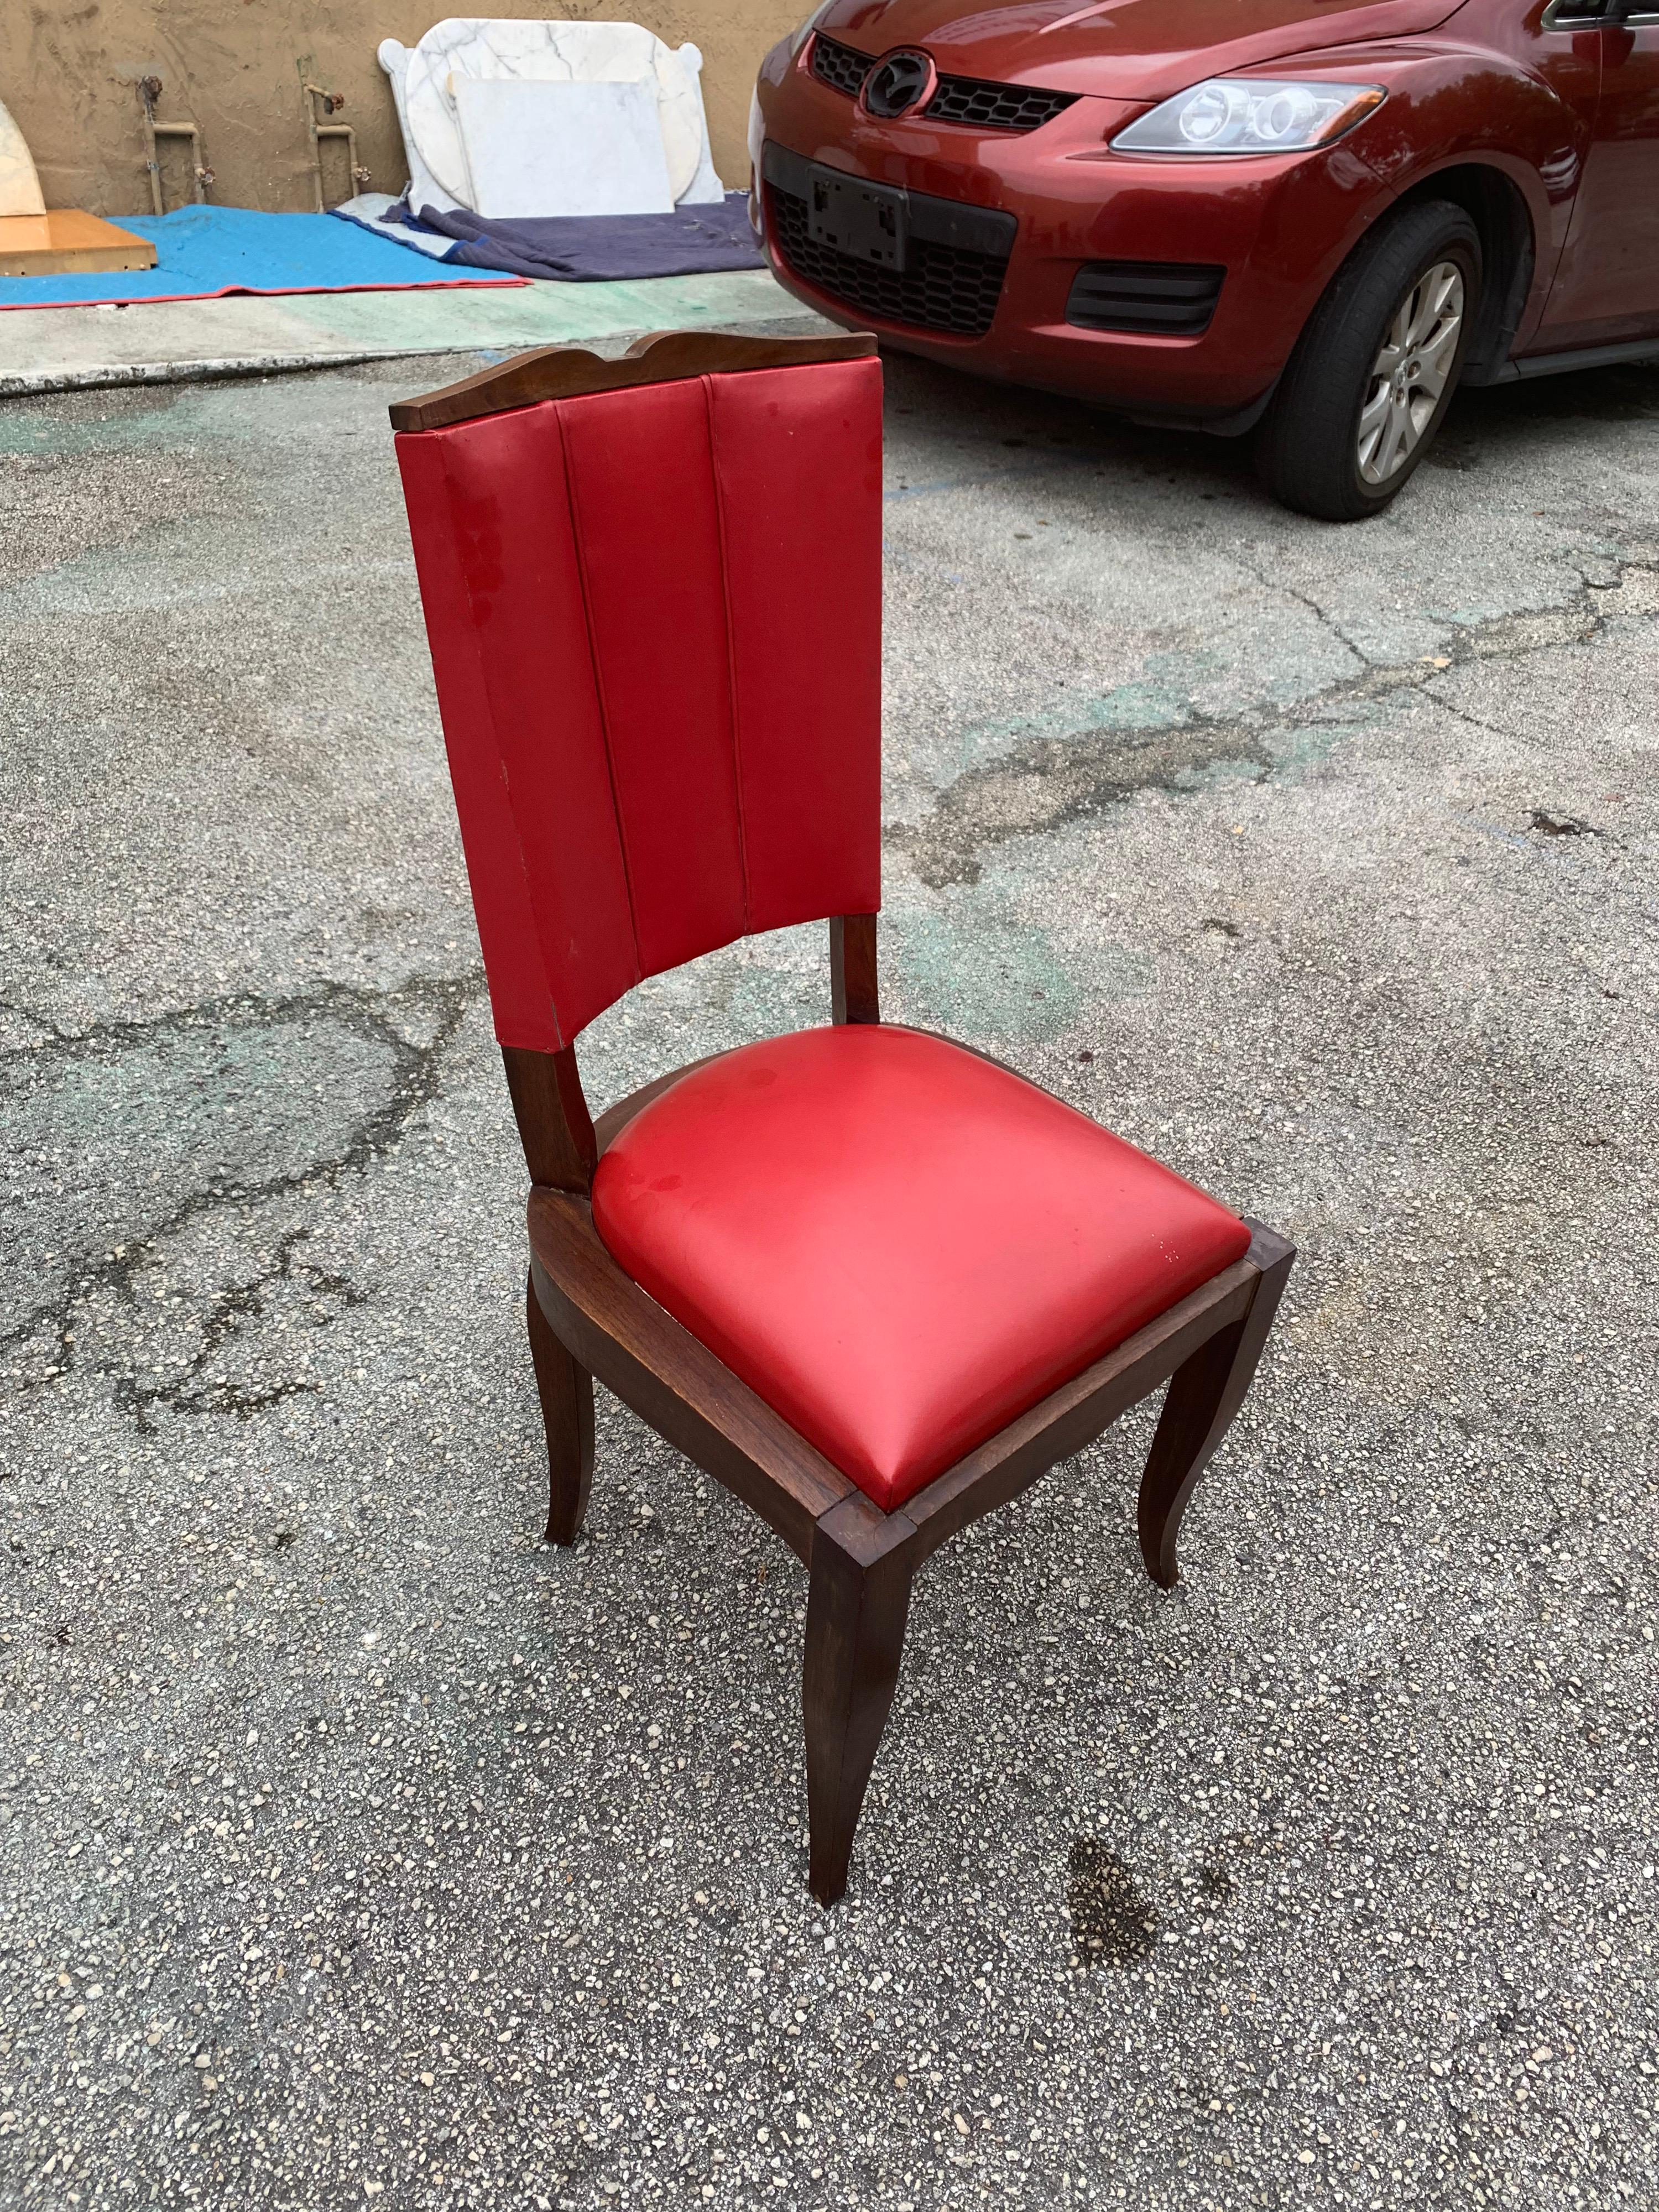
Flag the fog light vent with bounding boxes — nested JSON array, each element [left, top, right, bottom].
[[1066, 260, 1226, 336]]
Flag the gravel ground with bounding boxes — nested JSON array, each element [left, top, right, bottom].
[[1, 343, 1656, 2212]]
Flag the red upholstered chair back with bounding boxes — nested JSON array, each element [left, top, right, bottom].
[[393, 334, 884, 1051]]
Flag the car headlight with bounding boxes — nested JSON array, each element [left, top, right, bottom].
[[1112, 79, 1384, 155]]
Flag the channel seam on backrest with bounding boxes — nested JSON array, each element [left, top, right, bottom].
[[432, 432, 562, 1047], [702, 371, 755, 931], [554, 396, 646, 1004]]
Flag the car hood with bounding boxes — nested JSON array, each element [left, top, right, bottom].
[[815, 0, 1467, 100]]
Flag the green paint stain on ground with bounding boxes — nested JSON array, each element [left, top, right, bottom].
[[938, 682, 1196, 785], [890, 907, 1087, 1041]]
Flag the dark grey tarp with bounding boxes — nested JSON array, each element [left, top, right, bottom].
[[382, 191, 765, 283]]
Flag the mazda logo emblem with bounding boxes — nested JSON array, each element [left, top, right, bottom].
[[861, 48, 938, 120]]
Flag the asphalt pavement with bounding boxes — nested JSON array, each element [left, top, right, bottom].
[[1, 341, 1655, 2211]]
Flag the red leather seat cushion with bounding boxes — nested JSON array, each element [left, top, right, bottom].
[[592, 1026, 1252, 1514]]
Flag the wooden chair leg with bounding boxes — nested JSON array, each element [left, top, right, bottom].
[[803, 1495, 914, 1907], [1138, 1225, 1295, 1589], [526, 1266, 594, 1547]]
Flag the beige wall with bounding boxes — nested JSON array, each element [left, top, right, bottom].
[[2, 2, 799, 218]]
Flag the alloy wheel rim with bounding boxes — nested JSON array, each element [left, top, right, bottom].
[[1357, 259, 1464, 487]]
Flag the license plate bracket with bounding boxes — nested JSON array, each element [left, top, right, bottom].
[[807, 168, 907, 271]]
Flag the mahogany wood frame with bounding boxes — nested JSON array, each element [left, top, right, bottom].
[[507, 916, 1292, 1905], [396, 335, 1295, 1904], [388, 325, 878, 434]]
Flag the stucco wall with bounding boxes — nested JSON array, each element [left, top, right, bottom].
[[2, 2, 799, 218]]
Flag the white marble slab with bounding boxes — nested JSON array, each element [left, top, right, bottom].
[[454, 78, 674, 218], [0, 95, 45, 219], [388, 19, 724, 215], [378, 41, 463, 215]]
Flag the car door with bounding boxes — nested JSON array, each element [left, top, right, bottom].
[[1538, 0, 1659, 341]]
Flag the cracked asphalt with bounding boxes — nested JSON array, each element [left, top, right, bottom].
[[1, 345, 1656, 2212]]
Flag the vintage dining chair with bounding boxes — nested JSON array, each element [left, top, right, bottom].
[[390, 330, 1294, 1905]]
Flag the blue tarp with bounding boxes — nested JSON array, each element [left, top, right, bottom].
[[367, 191, 765, 283], [0, 206, 524, 311]]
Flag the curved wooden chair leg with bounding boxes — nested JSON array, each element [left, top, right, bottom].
[[1138, 1226, 1295, 1589], [803, 1495, 914, 1907], [526, 1266, 594, 1546]]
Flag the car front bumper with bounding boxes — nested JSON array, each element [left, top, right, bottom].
[[752, 45, 1390, 421]]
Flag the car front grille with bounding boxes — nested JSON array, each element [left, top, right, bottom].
[[1066, 260, 1227, 337], [810, 32, 873, 98], [810, 32, 1077, 133], [924, 74, 1077, 129], [766, 182, 1009, 338]]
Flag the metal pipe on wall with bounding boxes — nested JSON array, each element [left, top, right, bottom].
[[301, 79, 371, 211], [137, 77, 212, 214]]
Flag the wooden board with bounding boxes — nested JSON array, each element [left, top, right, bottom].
[[0, 211, 158, 279], [389, 327, 877, 434]]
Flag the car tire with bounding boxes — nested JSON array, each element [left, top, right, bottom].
[[1256, 200, 1482, 522]]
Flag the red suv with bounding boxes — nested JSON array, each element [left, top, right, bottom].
[[749, 0, 1659, 518]]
